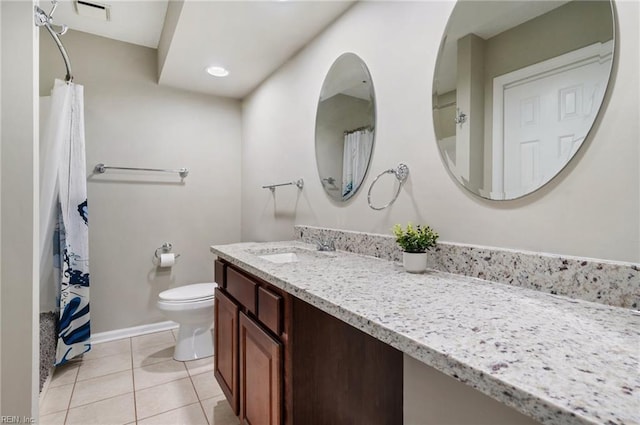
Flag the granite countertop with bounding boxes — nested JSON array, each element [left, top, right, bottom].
[[210, 241, 640, 425]]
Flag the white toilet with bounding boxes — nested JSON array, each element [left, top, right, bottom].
[[157, 282, 217, 361]]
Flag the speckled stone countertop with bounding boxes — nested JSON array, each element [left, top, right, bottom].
[[210, 241, 640, 425]]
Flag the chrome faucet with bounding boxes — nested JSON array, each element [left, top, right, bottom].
[[315, 237, 336, 252]]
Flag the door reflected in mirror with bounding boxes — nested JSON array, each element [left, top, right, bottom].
[[315, 53, 376, 202], [433, 0, 614, 200]]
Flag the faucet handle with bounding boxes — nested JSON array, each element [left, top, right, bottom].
[[315, 237, 336, 251]]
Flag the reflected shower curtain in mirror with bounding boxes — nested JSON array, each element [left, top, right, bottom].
[[342, 128, 373, 197], [40, 79, 91, 365]]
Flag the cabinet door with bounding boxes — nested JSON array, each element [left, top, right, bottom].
[[214, 288, 239, 415], [239, 312, 282, 425]]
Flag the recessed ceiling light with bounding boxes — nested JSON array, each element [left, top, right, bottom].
[[206, 66, 229, 77]]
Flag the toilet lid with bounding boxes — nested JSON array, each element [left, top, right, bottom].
[[159, 283, 217, 302]]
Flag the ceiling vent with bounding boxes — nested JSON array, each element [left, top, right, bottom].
[[74, 0, 111, 22]]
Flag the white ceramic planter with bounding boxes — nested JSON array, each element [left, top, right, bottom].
[[402, 252, 427, 273]]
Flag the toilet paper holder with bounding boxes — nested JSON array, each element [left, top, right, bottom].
[[154, 242, 181, 264]]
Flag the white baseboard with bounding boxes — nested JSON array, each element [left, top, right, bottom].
[[91, 321, 178, 344]]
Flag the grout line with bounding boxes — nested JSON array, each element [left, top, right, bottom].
[[65, 391, 136, 420], [63, 359, 82, 424], [137, 401, 203, 423], [185, 360, 210, 422], [71, 366, 134, 389], [130, 337, 139, 423]]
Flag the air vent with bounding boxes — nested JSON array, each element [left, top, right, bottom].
[[74, 0, 111, 21]]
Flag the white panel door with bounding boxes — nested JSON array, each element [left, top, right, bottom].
[[502, 53, 610, 198]]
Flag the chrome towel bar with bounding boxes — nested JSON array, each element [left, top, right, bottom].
[[262, 179, 304, 193], [94, 163, 189, 178]]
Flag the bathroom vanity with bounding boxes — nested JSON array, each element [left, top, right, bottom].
[[211, 241, 639, 425], [213, 257, 402, 425]]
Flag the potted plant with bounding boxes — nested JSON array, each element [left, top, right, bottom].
[[393, 223, 439, 273]]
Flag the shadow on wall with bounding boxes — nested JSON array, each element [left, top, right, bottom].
[[262, 180, 305, 218]]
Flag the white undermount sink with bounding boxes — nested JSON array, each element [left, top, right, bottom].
[[251, 246, 336, 264], [258, 252, 299, 264]]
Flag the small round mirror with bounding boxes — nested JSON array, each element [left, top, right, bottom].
[[315, 53, 376, 201], [432, 0, 614, 200]]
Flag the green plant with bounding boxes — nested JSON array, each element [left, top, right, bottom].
[[393, 223, 439, 253]]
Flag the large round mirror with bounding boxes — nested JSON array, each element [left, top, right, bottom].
[[433, 0, 614, 200], [315, 53, 376, 201]]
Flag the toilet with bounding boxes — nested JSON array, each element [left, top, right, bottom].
[[157, 282, 217, 361]]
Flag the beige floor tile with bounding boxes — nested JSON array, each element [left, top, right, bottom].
[[70, 369, 133, 408], [133, 358, 188, 390], [76, 352, 132, 381], [191, 371, 224, 401], [39, 410, 67, 425], [137, 402, 208, 425], [201, 396, 239, 425], [83, 338, 131, 360], [49, 361, 80, 388], [39, 383, 74, 415], [135, 377, 198, 420], [131, 331, 175, 351], [185, 356, 214, 376], [66, 393, 135, 425], [132, 340, 175, 368]]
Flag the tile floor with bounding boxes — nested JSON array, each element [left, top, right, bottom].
[[39, 330, 239, 425]]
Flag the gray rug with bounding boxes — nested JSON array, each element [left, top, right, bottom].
[[39, 312, 57, 391]]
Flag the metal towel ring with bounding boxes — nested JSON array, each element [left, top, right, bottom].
[[367, 163, 410, 210]]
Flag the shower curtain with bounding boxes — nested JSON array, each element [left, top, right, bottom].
[[40, 79, 91, 365], [342, 128, 373, 197]]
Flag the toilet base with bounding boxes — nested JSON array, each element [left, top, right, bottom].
[[173, 324, 214, 361]]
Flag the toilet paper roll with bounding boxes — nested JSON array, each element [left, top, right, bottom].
[[159, 253, 175, 267]]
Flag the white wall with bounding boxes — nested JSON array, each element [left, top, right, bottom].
[[0, 0, 39, 418], [403, 355, 540, 424], [40, 30, 242, 333], [241, 1, 640, 263], [0, 0, 3, 412]]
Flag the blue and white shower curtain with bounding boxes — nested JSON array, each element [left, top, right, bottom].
[[41, 79, 91, 365]]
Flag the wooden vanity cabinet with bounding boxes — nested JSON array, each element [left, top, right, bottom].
[[214, 288, 239, 414], [214, 260, 290, 425], [214, 258, 402, 425], [239, 312, 282, 424]]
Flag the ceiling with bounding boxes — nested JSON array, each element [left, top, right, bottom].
[[49, 0, 355, 99], [49, 0, 169, 49]]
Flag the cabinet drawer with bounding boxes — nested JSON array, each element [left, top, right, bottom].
[[226, 268, 257, 314], [214, 260, 226, 288], [258, 287, 282, 336]]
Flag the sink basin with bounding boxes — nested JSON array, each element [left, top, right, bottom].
[[258, 252, 299, 263], [249, 246, 335, 263]]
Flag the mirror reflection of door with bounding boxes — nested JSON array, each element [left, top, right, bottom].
[[497, 41, 612, 198], [432, 0, 614, 200]]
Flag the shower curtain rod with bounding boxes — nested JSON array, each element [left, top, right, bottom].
[[35, 3, 73, 82]]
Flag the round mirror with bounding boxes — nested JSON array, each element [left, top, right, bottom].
[[433, 0, 614, 200], [315, 53, 376, 201]]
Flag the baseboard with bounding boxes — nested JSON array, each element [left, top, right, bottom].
[[91, 320, 178, 344]]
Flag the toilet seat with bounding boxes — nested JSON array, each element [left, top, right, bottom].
[[159, 282, 217, 303]]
